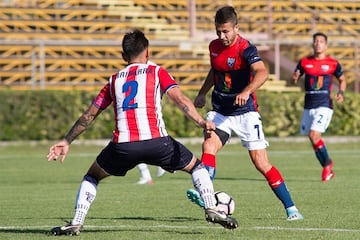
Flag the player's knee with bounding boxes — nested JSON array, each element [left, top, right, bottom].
[[309, 130, 321, 142]]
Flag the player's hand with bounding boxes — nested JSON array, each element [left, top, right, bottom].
[[292, 70, 300, 84], [194, 95, 206, 108], [336, 92, 344, 103], [197, 120, 215, 133], [234, 91, 250, 106], [47, 139, 70, 163], [204, 120, 215, 132], [202, 120, 215, 138]]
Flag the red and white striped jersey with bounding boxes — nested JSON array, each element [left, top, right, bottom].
[[93, 63, 178, 143]]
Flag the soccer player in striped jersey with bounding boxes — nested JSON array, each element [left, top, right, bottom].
[[186, 6, 304, 221], [46, 30, 238, 236], [292, 32, 347, 182]]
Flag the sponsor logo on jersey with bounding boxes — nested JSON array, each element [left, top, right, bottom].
[[227, 58, 235, 68], [305, 64, 314, 68], [321, 65, 329, 72]]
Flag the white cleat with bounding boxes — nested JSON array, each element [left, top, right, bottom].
[[205, 208, 239, 229]]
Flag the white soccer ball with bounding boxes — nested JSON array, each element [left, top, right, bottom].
[[214, 191, 235, 215]]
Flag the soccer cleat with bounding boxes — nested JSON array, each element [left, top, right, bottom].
[[186, 189, 205, 209], [136, 177, 154, 185], [286, 209, 304, 221], [322, 161, 335, 182], [49, 222, 82, 236], [205, 208, 239, 229]]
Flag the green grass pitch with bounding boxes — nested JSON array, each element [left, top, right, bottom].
[[0, 138, 359, 240]]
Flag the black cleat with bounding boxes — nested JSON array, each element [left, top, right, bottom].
[[205, 208, 239, 230], [49, 222, 82, 236]]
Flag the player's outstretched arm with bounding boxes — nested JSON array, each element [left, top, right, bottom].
[[47, 103, 102, 163], [167, 86, 215, 131]]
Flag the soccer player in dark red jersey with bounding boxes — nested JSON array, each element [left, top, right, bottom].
[[46, 30, 238, 235], [292, 32, 347, 182], [186, 6, 303, 221]]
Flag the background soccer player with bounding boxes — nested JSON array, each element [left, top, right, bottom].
[[136, 163, 166, 185], [186, 6, 303, 221], [292, 32, 347, 182]]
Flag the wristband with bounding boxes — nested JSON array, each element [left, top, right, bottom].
[[337, 90, 344, 96]]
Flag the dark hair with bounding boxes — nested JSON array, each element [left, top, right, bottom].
[[312, 32, 328, 43], [122, 30, 149, 61], [215, 6, 238, 25]]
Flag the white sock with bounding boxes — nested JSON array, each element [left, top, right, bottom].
[[138, 163, 152, 180], [191, 168, 216, 209], [72, 179, 97, 225]]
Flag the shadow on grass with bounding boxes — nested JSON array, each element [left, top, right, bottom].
[[39, 216, 201, 223], [0, 228, 49, 235], [0, 225, 205, 236], [0, 216, 207, 236], [104, 216, 201, 222], [0, 228, 201, 236]]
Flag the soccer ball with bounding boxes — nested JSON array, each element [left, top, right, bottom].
[[214, 191, 235, 215]]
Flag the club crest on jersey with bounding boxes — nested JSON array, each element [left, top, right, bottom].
[[321, 65, 329, 72], [227, 58, 235, 68]]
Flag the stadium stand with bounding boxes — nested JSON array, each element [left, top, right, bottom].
[[0, 0, 358, 91]]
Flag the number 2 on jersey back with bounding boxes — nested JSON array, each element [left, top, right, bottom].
[[122, 81, 138, 111]]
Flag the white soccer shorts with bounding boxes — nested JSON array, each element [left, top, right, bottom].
[[206, 111, 269, 150], [300, 107, 333, 134]]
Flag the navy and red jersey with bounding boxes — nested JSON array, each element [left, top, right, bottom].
[[295, 55, 343, 109], [209, 34, 262, 116]]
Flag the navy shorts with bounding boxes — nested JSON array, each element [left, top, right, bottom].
[[96, 136, 194, 176]]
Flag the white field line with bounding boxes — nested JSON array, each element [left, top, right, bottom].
[[1, 225, 360, 233], [253, 226, 360, 233]]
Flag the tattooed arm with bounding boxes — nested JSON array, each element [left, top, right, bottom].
[[64, 104, 102, 144], [47, 104, 102, 163], [166, 86, 215, 131]]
